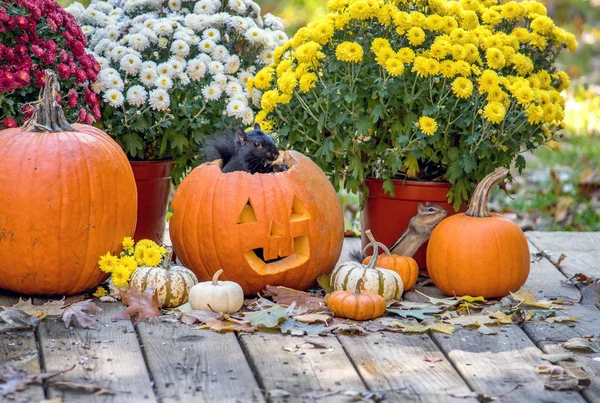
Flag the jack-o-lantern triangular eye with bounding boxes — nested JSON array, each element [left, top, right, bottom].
[[237, 199, 257, 224], [290, 195, 310, 221], [270, 221, 284, 237]]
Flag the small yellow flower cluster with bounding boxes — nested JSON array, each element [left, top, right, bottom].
[[98, 237, 166, 287]]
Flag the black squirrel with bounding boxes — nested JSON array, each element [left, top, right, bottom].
[[201, 124, 288, 174]]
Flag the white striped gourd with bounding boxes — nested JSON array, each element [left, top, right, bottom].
[[330, 230, 403, 300], [130, 247, 198, 308]]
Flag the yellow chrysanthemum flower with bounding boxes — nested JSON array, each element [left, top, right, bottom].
[[440, 60, 456, 78], [410, 11, 426, 27], [479, 69, 499, 91], [542, 104, 557, 123], [406, 27, 425, 46], [418, 116, 438, 136], [137, 239, 159, 249], [565, 32, 578, 53], [327, 0, 347, 12], [99, 253, 120, 273], [526, 104, 544, 124], [333, 13, 351, 30], [485, 47, 506, 69], [143, 248, 162, 267], [426, 14, 445, 31], [481, 9, 501, 25], [277, 71, 298, 94], [461, 10, 479, 30], [397, 47, 415, 64], [258, 120, 274, 133], [310, 22, 335, 45], [299, 73, 318, 93], [295, 42, 323, 63], [450, 28, 470, 45], [392, 11, 412, 30], [275, 60, 292, 77], [278, 93, 292, 104], [526, 1, 547, 16], [501, 1, 523, 19], [93, 286, 108, 298], [371, 38, 391, 54], [111, 265, 131, 288], [336, 42, 364, 63], [260, 89, 280, 113], [460, 0, 481, 12], [554, 71, 570, 92], [486, 85, 506, 102], [348, 0, 372, 20], [120, 255, 138, 274], [483, 101, 506, 124], [530, 16, 554, 34], [443, 16, 459, 32], [375, 47, 395, 66], [429, 43, 447, 60], [452, 77, 474, 98], [385, 58, 404, 77], [253, 69, 274, 91], [510, 53, 533, 76], [134, 247, 145, 265], [450, 44, 467, 61], [122, 237, 134, 251], [511, 28, 529, 43], [529, 33, 548, 51], [453, 60, 471, 77]]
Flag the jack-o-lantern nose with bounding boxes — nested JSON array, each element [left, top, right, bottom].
[[263, 220, 292, 261]]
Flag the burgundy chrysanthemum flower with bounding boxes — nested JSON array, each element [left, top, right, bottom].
[[77, 108, 87, 122], [0, 77, 15, 92], [2, 118, 17, 128], [67, 88, 77, 108]]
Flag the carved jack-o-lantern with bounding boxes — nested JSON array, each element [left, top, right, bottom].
[[170, 151, 344, 295]]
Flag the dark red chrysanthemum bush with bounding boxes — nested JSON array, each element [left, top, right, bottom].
[[0, 0, 100, 128]]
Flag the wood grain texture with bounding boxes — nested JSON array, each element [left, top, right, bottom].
[[38, 302, 156, 403], [0, 331, 45, 403], [136, 320, 264, 403], [431, 326, 586, 402], [338, 333, 475, 402], [240, 332, 367, 402]]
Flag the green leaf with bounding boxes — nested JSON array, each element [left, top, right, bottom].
[[245, 305, 288, 328], [461, 155, 475, 174], [387, 308, 441, 321], [121, 133, 144, 156]]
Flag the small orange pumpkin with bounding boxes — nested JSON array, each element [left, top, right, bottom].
[[426, 168, 530, 298], [362, 241, 419, 291], [326, 278, 387, 321]]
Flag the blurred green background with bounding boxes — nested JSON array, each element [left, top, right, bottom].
[[61, 0, 600, 232]]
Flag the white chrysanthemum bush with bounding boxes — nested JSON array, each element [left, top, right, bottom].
[[67, 0, 287, 180]]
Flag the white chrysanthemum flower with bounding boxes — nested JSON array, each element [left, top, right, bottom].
[[194, 0, 219, 15], [213, 73, 227, 89], [126, 85, 148, 106], [81, 25, 94, 36], [225, 81, 243, 97], [242, 108, 254, 125], [264, 13, 285, 31], [155, 75, 174, 90], [128, 33, 150, 51], [258, 49, 274, 65], [188, 35, 201, 45], [227, 16, 251, 33], [229, 0, 246, 14], [198, 53, 213, 64], [237, 70, 253, 88], [202, 28, 221, 42], [140, 28, 158, 43], [244, 27, 266, 44], [212, 45, 229, 62], [92, 37, 110, 54], [110, 45, 129, 61], [199, 39, 216, 53], [103, 75, 125, 91], [184, 14, 210, 32], [208, 61, 224, 75], [91, 80, 105, 94], [170, 39, 190, 57], [106, 27, 120, 41], [178, 73, 191, 86], [104, 89, 125, 107], [226, 99, 247, 119], [225, 55, 240, 74], [65, 2, 85, 21], [169, 58, 186, 75], [141, 61, 158, 71], [212, 13, 230, 24], [251, 88, 262, 108], [202, 83, 222, 101], [143, 18, 157, 30], [271, 30, 287, 46], [186, 59, 207, 81], [95, 56, 110, 70], [157, 63, 175, 78], [140, 69, 158, 87], [84, 9, 107, 25], [120, 54, 142, 75], [158, 37, 169, 48], [149, 89, 170, 111], [154, 21, 174, 36], [168, 0, 181, 11]]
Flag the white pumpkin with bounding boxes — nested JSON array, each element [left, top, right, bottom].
[[330, 230, 403, 300], [188, 269, 244, 314], [130, 248, 198, 308]]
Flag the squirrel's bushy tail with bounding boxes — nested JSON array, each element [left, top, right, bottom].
[[201, 132, 236, 164], [349, 249, 366, 262]]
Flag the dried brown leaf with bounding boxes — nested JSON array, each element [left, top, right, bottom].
[[51, 381, 116, 395], [199, 314, 256, 333], [545, 316, 579, 324], [511, 289, 553, 309], [263, 286, 326, 312], [541, 353, 574, 364], [113, 287, 161, 324], [562, 338, 600, 353], [293, 313, 331, 324], [6, 298, 66, 317], [0, 366, 74, 395], [181, 310, 220, 325], [62, 300, 102, 329]]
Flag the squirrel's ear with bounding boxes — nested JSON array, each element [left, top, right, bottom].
[[425, 201, 432, 207], [236, 127, 247, 144], [417, 203, 425, 213], [254, 123, 261, 131]]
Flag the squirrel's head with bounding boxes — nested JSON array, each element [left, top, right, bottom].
[[414, 201, 448, 230], [236, 124, 279, 161]]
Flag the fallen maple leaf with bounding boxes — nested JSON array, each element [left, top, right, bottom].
[[199, 314, 255, 333], [391, 320, 455, 335], [279, 318, 326, 337], [62, 300, 102, 329], [180, 310, 220, 325], [262, 286, 327, 312], [0, 366, 74, 395], [511, 289, 553, 309], [113, 287, 161, 324], [245, 305, 288, 328], [6, 298, 66, 317]]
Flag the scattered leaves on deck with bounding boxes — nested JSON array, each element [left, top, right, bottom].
[[0, 365, 74, 395], [0, 309, 40, 332], [62, 299, 102, 329], [113, 286, 161, 324]]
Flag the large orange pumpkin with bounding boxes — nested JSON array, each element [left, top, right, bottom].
[[0, 71, 137, 295], [169, 151, 344, 295], [426, 167, 530, 298]]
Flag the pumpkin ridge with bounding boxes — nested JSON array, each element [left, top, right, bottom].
[[377, 269, 384, 296]]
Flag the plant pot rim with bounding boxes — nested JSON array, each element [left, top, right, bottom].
[[129, 159, 174, 166], [365, 176, 451, 188]]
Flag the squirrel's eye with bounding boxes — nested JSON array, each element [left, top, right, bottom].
[[253, 141, 260, 147], [428, 208, 435, 212]]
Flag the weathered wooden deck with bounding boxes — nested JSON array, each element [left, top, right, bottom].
[[1, 232, 599, 402]]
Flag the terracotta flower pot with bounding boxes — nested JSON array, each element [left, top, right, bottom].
[[360, 177, 466, 271], [130, 160, 174, 243]]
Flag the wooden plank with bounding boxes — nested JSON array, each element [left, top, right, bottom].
[[338, 333, 475, 402], [38, 302, 157, 403], [527, 231, 600, 278], [239, 333, 367, 402], [136, 320, 264, 403], [431, 326, 586, 402]]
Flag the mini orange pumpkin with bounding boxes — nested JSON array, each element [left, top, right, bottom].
[[426, 168, 530, 298], [326, 278, 386, 321], [0, 71, 137, 296], [362, 241, 419, 291], [169, 151, 344, 295]]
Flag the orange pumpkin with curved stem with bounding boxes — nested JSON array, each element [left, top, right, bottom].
[[362, 241, 419, 291], [426, 168, 530, 298], [0, 70, 137, 295], [326, 278, 386, 321], [169, 151, 344, 295]]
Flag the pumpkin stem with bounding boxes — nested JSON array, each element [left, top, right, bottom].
[[353, 277, 364, 295], [25, 70, 76, 133], [364, 230, 380, 270], [212, 269, 224, 285], [362, 241, 391, 257], [161, 247, 174, 269], [465, 167, 509, 218]]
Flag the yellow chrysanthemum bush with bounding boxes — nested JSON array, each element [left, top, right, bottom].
[[97, 237, 166, 290], [254, 0, 576, 208]]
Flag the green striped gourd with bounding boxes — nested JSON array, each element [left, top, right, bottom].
[[130, 247, 198, 308], [330, 230, 403, 300]]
